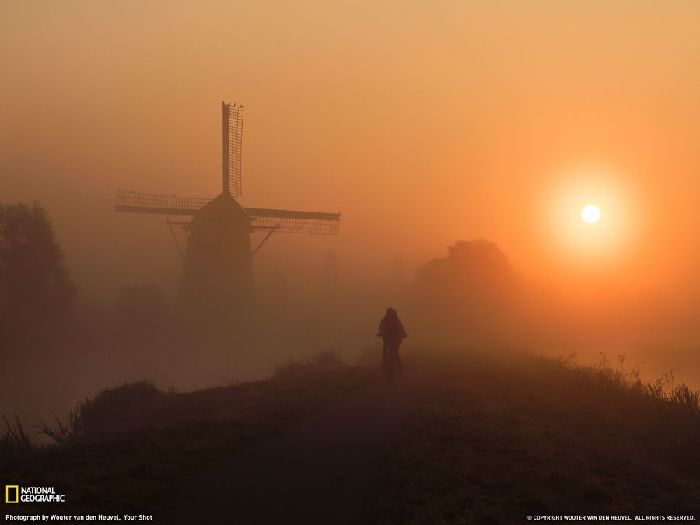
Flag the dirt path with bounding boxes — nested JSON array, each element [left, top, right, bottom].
[[159, 380, 413, 524]]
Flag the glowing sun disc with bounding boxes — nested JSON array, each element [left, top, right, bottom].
[[581, 204, 601, 224]]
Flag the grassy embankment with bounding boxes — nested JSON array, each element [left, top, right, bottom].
[[3, 348, 700, 522], [1, 352, 371, 515], [378, 350, 700, 523]]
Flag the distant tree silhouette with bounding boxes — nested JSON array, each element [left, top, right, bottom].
[[0, 202, 75, 345], [412, 239, 521, 344], [415, 240, 515, 297]]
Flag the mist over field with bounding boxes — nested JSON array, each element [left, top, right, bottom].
[[4, 0, 700, 432]]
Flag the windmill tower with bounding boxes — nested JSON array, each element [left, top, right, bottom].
[[115, 102, 340, 323]]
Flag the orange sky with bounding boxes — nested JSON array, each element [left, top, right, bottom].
[[2, 0, 700, 302]]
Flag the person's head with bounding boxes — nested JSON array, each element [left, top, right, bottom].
[[385, 307, 397, 319]]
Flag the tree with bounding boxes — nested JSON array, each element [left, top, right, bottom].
[[415, 239, 515, 298], [0, 202, 75, 343], [411, 239, 521, 344]]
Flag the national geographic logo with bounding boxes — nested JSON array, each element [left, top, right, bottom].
[[4, 485, 66, 504], [5, 485, 19, 504]]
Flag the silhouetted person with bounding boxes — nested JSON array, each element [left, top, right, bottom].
[[377, 308, 407, 372]]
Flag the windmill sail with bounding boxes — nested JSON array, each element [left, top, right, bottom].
[[115, 190, 211, 215], [246, 207, 341, 235], [115, 192, 340, 235], [222, 101, 244, 198]]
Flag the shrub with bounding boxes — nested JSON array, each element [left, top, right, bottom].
[[41, 380, 163, 444]]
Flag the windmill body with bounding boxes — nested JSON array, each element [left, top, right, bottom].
[[115, 102, 340, 323], [180, 193, 254, 321]]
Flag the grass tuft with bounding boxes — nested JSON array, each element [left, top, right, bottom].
[[41, 380, 164, 444], [273, 350, 345, 380], [1, 414, 34, 459]]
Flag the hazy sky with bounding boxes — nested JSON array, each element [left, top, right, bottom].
[[3, 0, 700, 302]]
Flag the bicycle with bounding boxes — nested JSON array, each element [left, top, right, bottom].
[[382, 343, 402, 384]]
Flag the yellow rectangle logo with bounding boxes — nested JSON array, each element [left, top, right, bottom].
[[5, 485, 19, 503]]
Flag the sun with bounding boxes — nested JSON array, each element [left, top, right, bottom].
[[581, 204, 601, 224], [544, 171, 638, 265]]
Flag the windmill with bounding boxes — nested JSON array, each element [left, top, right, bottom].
[[115, 101, 341, 321]]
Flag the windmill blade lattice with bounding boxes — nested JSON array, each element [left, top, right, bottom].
[[223, 102, 244, 198], [246, 207, 341, 235], [115, 190, 211, 215]]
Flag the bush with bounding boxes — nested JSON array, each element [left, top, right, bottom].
[[41, 380, 164, 444]]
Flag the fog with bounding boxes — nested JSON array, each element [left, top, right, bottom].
[[3, 0, 700, 430]]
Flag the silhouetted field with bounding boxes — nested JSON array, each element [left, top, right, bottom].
[[0, 353, 368, 515], [3, 349, 700, 522], [377, 350, 700, 523]]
